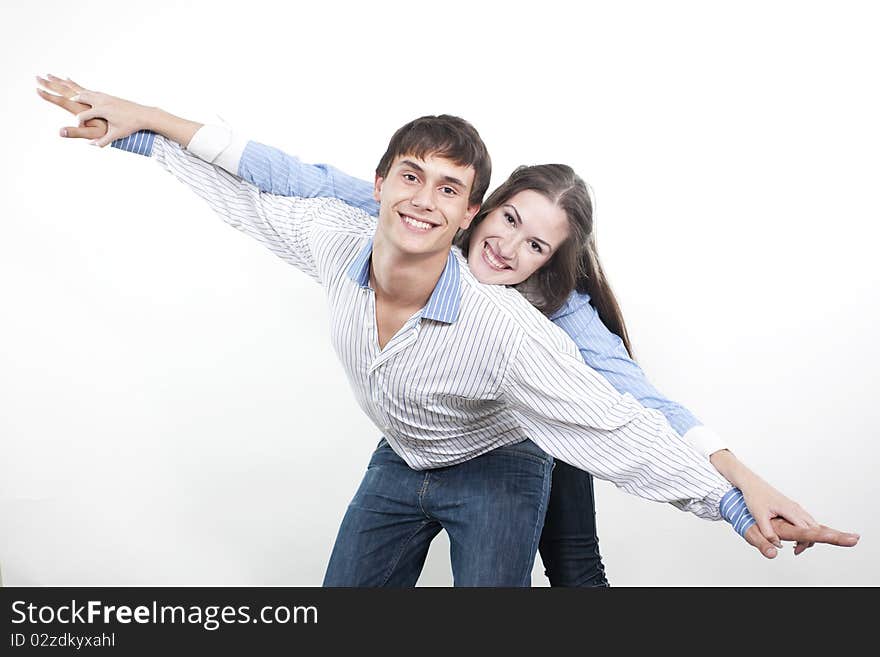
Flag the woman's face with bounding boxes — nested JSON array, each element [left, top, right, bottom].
[[467, 190, 570, 285]]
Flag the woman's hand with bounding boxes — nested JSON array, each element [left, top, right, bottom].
[[36, 75, 108, 142], [37, 73, 202, 149], [710, 449, 824, 557], [37, 74, 153, 147]]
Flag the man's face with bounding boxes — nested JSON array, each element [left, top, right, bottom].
[[373, 154, 480, 259]]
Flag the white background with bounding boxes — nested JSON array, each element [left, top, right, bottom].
[[1, 0, 877, 586]]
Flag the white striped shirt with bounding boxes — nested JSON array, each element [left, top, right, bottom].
[[132, 135, 731, 520]]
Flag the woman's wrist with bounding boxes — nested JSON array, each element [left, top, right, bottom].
[[143, 107, 202, 148], [709, 449, 753, 489]]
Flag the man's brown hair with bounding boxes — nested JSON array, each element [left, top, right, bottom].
[[376, 115, 492, 206]]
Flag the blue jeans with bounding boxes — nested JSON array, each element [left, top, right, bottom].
[[539, 459, 609, 587], [323, 439, 553, 587]]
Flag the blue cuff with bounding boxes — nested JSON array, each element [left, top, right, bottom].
[[719, 487, 756, 538], [111, 131, 156, 156]]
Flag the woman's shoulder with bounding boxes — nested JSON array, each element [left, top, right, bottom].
[[549, 289, 594, 321]]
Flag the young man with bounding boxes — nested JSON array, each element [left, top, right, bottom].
[[37, 79, 859, 586]]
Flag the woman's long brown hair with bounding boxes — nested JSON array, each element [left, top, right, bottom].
[[454, 164, 633, 357]]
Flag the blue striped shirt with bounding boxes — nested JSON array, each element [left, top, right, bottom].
[[111, 133, 735, 521]]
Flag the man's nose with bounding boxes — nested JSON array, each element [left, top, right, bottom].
[[410, 185, 436, 211]]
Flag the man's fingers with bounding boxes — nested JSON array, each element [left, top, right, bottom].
[[771, 518, 860, 547], [60, 125, 104, 140], [744, 525, 778, 559], [794, 541, 816, 556], [82, 117, 109, 132]]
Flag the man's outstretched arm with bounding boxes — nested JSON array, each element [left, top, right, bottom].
[[38, 75, 380, 214], [36, 77, 377, 286]]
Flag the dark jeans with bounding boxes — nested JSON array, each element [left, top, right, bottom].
[[323, 439, 553, 587], [539, 459, 609, 587]]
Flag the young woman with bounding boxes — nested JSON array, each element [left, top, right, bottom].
[[36, 76, 858, 586]]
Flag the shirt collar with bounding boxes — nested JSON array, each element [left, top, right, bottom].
[[346, 239, 462, 324]]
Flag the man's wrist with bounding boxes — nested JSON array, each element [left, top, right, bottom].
[[719, 487, 757, 537]]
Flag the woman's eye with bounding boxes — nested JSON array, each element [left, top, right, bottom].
[[504, 213, 515, 225], [530, 241, 543, 253]]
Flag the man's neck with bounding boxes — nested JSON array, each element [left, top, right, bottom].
[[370, 235, 450, 309]]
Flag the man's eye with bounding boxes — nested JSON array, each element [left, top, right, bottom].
[[441, 186, 456, 195], [403, 173, 418, 182]]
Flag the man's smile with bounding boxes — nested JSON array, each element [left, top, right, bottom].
[[398, 212, 439, 232]]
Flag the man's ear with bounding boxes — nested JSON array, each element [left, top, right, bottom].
[[459, 203, 481, 230], [373, 175, 384, 203]]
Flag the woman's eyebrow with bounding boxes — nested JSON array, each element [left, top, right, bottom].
[[504, 203, 554, 251]]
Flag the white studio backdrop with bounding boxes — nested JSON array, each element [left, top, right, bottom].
[[1, 0, 877, 586]]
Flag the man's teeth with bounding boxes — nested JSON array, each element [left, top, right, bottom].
[[402, 215, 432, 230], [484, 242, 507, 269]]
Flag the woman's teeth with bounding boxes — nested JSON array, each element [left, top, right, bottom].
[[483, 242, 508, 269]]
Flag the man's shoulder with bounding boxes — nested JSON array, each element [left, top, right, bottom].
[[305, 197, 377, 238], [457, 265, 579, 354]]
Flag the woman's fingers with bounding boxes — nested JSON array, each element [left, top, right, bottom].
[[36, 87, 88, 115], [755, 516, 782, 549], [92, 130, 117, 148], [40, 74, 77, 98], [75, 107, 101, 124], [744, 525, 779, 559], [64, 77, 85, 92]]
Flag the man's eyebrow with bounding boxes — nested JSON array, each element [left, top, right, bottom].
[[504, 204, 554, 251], [399, 159, 425, 173], [439, 175, 466, 189], [399, 159, 466, 189]]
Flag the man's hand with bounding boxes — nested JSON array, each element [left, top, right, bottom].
[[744, 517, 859, 559], [36, 75, 108, 141]]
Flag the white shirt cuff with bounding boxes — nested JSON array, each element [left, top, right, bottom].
[[186, 124, 249, 176], [682, 425, 727, 458]]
